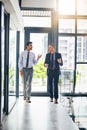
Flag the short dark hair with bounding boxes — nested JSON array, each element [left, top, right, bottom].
[[25, 41, 32, 49]]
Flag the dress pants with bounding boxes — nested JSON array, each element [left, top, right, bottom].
[[22, 68, 33, 99], [48, 69, 59, 99]]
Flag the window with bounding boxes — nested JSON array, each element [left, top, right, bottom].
[[77, 0, 87, 15], [77, 20, 87, 33], [59, 19, 75, 33], [22, 10, 51, 27], [77, 36, 87, 62]]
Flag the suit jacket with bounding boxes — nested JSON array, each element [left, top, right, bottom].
[[44, 52, 63, 74]]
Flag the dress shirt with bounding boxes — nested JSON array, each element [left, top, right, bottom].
[[19, 50, 38, 71]]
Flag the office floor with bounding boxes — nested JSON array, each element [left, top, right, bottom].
[[0, 97, 79, 130]]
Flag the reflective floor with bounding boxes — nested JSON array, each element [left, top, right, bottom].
[[60, 96, 87, 130], [1, 96, 87, 130], [1, 97, 79, 130]]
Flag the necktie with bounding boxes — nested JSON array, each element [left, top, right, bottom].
[[26, 52, 29, 68], [50, 53, 55, 69], [50, 54, 53, 69], [51, 54, 54, 69]]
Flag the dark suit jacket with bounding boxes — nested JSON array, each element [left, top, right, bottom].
[[44, 52, 63, 74]]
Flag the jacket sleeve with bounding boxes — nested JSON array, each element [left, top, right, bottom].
[[58, 53, 63, 66], [44, 54, 48, 65]]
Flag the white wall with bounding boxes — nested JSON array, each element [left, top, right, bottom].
[[0, 0, 24, 31]]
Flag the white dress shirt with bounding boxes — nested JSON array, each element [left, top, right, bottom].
[[18, 50, 38, 71]]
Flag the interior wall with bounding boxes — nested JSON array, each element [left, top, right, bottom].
[[0, 0, 24, 31]]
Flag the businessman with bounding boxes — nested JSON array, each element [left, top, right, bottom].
[[44, 44, 63, 104], [19, 41, 42, 103]]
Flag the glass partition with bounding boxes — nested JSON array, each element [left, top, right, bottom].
[[77, 36, 87, 62], [9, 30, 16, 111], [59, 37, 75, 70], [75, 64, 87, 93], [30, 33, 48, 92], [59, 36, 75, 93], [60, 69, 74, 93]]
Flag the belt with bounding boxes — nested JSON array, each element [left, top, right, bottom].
[[48, 68, 56, 70], [23, 67, 33, 70]]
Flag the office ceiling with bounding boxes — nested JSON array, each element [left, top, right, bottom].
[[21, 0, 56, 9]]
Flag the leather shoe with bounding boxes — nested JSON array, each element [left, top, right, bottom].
[[26, 100, 31, 103], [50, 98, 53, 102], [23, 97, 26, 100], [26, 98, 31, 103], [54, 99, 58, 104]]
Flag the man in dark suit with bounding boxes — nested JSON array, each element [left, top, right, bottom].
[[44, 44, 63, 104]]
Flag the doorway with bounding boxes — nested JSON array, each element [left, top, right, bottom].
[[19, 28, 51, 96], [30, 33, 48, 93]]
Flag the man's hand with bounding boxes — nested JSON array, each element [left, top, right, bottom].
[[37, 54, 42, 60], [20, 70, 23, 76], [57, 58, 62, 63], [44, 64, 49, 68]]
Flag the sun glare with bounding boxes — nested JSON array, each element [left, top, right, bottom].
[[59, 0, 75, 14]]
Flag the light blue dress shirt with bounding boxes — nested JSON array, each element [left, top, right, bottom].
[[18, 50, 38, 71]]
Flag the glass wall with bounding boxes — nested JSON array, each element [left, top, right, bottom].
[[76, 64, 87, 93], [9, 30, 16, 111], [59, 37, 75, 70], [59, 19, 75, 33], [75, 36, 87, 92], [76, 0, 87, 93], [58, 0, 87, 95], [59, 37, 75, 93], [30, 33, 48, 92], [77, 36, 87, 62], [57, 1, 87, 129]]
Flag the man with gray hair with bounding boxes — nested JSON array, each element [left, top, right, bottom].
[[44, 44, 63, 104]]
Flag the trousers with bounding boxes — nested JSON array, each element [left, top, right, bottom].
[[22, 68, 33, 99], [47, 69, 59, 99]]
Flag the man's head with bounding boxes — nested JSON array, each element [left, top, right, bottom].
[[25, 41, 33, 51], [48, 44, 55, 53]]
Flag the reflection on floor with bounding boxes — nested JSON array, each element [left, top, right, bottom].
[[60, 96, 87, 130]]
